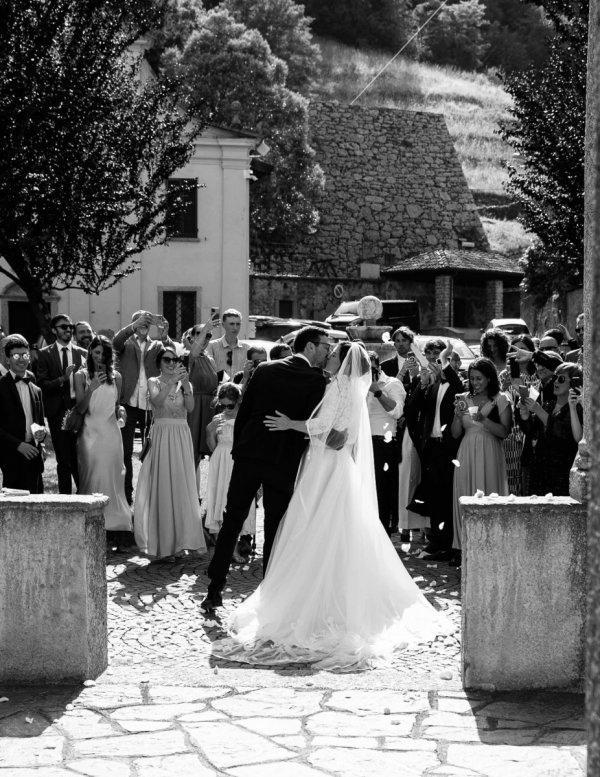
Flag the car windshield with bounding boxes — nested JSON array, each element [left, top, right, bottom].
[[333, 302, 359, 315], [498, 324, 529, 335]]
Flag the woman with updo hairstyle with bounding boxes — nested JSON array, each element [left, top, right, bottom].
[[74, 335, 132, 543], [205, 382, 256, 558], [450, 357, 511, 567], [519, 362, 583, 496]]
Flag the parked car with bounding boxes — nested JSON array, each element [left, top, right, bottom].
[[248, 315, 331, 341], [325, 299, 420, 333], [483, 318, 530, 337], [281, 329, 349, 347]]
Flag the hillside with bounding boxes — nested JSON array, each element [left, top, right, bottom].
[[309, 39, 533, 256]]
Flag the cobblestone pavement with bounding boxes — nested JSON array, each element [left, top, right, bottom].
[[0, 509, 586, 775]]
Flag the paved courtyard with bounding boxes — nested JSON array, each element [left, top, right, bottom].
[[0, 514, 587, 776]]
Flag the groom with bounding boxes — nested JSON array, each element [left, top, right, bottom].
[[202, 326, 329, 611]]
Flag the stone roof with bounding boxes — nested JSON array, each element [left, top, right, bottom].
[[383, 249, 523, 278]]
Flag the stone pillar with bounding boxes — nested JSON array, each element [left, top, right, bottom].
[[434, 274, 453, 327], [587, 0, 600, 773], [461, 496, 586, 690], [0, 495, 108, 683], [485, 279, 503, 320]]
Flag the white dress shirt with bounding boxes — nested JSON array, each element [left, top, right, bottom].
[[206, 335, 247, 378], [367, 374, 405, 436], [58, 342, 76, 399], [431, 381, 450, 438]]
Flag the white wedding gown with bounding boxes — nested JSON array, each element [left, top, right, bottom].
[[212, 345, 453, 671]]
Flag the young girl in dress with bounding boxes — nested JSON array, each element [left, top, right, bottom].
[[205, 382, 256, 558]]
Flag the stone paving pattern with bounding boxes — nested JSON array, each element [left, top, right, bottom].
[[0, 510, 586, 775]]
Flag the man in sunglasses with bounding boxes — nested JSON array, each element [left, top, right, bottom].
[[37, 314, 87, 493], [567, 313, 584, 365], [202, 326, 328, 611]]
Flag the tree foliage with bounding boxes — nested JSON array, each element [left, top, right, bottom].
[[304, 0, 415, 51], [160, 5, 325, 242], [0, 0, 199, 334], [412, 0, 490, 71], [481, 0, 550, 72], [499, 0, 587, 305]]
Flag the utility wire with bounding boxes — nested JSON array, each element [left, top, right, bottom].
[[350, 0, 450, 105]]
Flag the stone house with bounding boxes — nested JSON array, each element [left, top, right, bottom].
[[251, 101, 522, 330]]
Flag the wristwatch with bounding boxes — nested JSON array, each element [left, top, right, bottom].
[[373, 390, 383, 398]]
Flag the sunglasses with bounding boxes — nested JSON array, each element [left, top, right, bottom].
[[218, 402, 236, 409], [539, 347, 558, 352], [555, 375, 570, 384], [10, 353, 30, 360], [226, 350, 233, 366], [56, 324, 73, 330], [161, 356, 179, 364]]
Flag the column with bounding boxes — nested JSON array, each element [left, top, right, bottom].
[[485, 279, 503, 320], [587, 1, 600, 774], [434, 274, 453, 327]]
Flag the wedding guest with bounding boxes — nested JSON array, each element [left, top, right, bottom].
[[531, 350, 563, 403], [505, 335, 539, 495], [367, 351, 405, 536], [566, 313, 584, 364], [74, 336, 132, 547], [37, 314, 87, 493], [134, 347, 206, 560], [183, 319, 219, 466], [113, 310, 173, 505], [74, 321, 94, 350], [205, 383, 256, 558], [0, 335, 47, 493], [206, 308, 247, 382], [480, 327, 510, 376], [270, 343, 293, 360], [233, 345, 268, 390], [451, 358, 511, 568], [519, 363, 583, 496]]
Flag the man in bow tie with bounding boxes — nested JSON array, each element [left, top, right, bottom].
[[0, 335, 47, 493], [37, 314, 87, 493]]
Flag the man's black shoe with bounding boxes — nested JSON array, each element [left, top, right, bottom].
[[406, 499, 429, 517], [201, 590, 223, 611], [423, 550, 453, 561]]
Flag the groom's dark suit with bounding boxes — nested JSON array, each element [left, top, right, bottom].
[[207, 355, 327, 591]]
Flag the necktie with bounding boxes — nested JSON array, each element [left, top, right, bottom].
[[14, 376, 30, 384], [61, 347, 68, 373]]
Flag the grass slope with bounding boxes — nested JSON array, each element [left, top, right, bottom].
[[310, 39, 532, 255]]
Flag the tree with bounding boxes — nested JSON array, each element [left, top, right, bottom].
[[162, 8, 325, 243], [480, 0, 550, 72], [0, 0, 199, 336], [304, 0, 415, 51], [412, 0, 490, 71], [499, 0, 587, 305], [220, 0, 321, 91]]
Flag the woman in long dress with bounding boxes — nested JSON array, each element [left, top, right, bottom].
[[74, 336, 132, 539], [134, 346, 207, 560], [212, 342, 453, 671], [205, 382, 256, 552], [451, 357, 511, 568], [183, 320, 219, 467]]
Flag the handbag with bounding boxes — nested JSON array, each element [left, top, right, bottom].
[[61, 407, 85, 435]]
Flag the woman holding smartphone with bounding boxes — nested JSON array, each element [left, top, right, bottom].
[[134, 346, 207, 560], [450, 358, 511, 568], [519, 363, 583, 496], [75, 335, 132, 541]]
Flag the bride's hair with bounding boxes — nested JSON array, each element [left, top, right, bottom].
[[339, 341, 370, 376], [86, 335, 114, 384]]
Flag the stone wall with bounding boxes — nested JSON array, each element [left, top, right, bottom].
[[252, 101, 488, 278]]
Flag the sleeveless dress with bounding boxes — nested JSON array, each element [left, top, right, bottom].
[[77, 371, 131, 531], [186, 353, 218, 464], [212, 369, 453, 671], [205, 416, 256, 536], [134, 377, 207, 558], [452, 393, 509, 551]]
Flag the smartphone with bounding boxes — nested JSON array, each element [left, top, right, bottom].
[[518, 385, 529, 400], [571, 376, 582, 393], [371, 366, 379, 382], [210, 307, 220, 321], [510, 358, 521, 379]]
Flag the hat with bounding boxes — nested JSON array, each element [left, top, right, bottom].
[[532, 350, 563, 372]]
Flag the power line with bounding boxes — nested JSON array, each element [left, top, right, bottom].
[[350, 0, 450, 105]]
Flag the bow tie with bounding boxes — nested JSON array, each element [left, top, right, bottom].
[[14, 376, 30, 384]]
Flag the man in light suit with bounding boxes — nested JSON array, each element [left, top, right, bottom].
[[37, 314, 87, 493], [0, 335, 47, 493], [113, 310, 173, 505]]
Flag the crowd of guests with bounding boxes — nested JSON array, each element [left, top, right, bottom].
[[0, 308, 586, 570]]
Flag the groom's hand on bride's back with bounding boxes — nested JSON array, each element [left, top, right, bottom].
[[325, 428, 348, 450]]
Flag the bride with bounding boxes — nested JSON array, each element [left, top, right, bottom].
[[212, 341, 453, 671]]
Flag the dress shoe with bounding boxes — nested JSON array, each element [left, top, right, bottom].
[[400, 530, 410, 543], [406, 499, 429, 517], [201, 590, 223, 611], [424, 550, 454, 561]]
